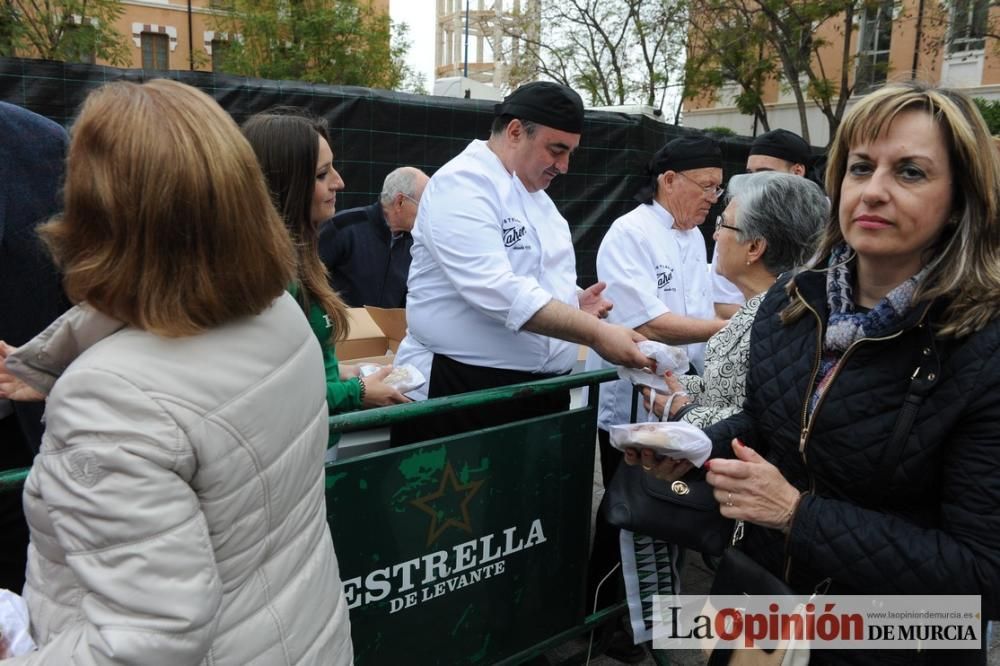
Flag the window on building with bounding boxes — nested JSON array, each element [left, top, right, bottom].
[[211, 38, 229, 71], [141, 31, 169, 70], [949, 0, 989, 54], [855, 0, 893, 94]]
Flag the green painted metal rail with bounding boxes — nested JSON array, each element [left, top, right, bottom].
[[0, 369, 620, 492], [0, 467, 28, 493], [0, 367, 630, 664], [328, 368, 618, 432]]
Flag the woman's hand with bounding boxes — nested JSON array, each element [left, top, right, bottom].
[[663, 371, 685, 395], [640, 371, 693, 420], [360, 366, 411, 408], [0, 342, 45, 402], [623, 447, 694, 482], [706, 439, 802, 532], [339, 363, 361, 380]]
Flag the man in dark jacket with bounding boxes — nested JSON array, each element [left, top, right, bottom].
[[0, 102, 71, 592], [318, 166, 428, 308]]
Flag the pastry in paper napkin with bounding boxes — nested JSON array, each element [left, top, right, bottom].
[[616, 340, 689, 392], [358, 363, 426, 394], [607, 421, 712, 467]]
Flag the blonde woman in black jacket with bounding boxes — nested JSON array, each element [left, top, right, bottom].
[[633, 82, 1000, 665]]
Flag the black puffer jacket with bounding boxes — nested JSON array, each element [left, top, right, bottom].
[[705, 269, 1000, 665]]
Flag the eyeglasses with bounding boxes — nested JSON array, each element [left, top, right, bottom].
[[383, 192, 420, 207], [677, 171, 724, 200], [715, 215, 740, 233]]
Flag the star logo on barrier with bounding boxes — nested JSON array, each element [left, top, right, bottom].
[[411, 462, 484, 547]]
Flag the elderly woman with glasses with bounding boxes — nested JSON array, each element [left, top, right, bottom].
[[644, 172, 827, 426]]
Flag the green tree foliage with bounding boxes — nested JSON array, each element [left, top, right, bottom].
[[392, 21, 427, 95], [1, 0, 129, 65], [212, 0, 411, 89], [687, 0, 865, 144], [684, 0, 775, 131], [703, 125, 737, 136], [974, 97, 1000, 135]]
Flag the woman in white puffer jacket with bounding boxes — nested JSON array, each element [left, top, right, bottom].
[[0, 80, 353, 665]]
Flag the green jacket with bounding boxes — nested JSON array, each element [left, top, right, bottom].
[[288, 284, 362, 446]]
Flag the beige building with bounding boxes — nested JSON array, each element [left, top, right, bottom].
[[40, 0, 389, 73], [683, 0, 999, 145]]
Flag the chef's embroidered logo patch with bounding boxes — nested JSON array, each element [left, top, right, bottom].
[[656, 265, 676, 292], [501, 217, 529, 250]]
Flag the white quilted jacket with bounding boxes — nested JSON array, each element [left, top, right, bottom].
[[5, 294, 353, 665]]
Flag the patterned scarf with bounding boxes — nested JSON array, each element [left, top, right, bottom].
[[809, 243, 927, 413]]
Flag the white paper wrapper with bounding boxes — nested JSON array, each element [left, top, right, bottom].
[[358, 363, 426, 395], [0, 588, 36, 657], [616, 341, 689, 393], [607, 421, 713, 467]]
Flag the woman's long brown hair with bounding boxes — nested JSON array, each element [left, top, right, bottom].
[[243, 111, 349, 341]]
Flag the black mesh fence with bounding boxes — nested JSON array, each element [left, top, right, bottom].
[[0, 56, 759, 285]]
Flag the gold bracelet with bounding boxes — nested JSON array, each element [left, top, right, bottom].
[[780, 492, 806, 534]]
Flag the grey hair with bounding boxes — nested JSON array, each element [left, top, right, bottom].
[[379, 166, 428, 206], [724, 172, 828, 275]]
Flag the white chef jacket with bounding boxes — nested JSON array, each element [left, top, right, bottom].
[[710, 245, 745, 306], [584, 201, 714, 429], [396, 140, 580, 399]]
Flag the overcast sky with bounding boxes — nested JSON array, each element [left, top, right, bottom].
[[389, 1, 437, 91]]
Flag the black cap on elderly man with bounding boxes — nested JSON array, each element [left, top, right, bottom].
[[494, 81, 585, 135], [749, 128, 811, 165], [635, 136, 723, 203]]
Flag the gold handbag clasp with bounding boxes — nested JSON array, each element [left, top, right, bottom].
[[671, 480, 690, 495]]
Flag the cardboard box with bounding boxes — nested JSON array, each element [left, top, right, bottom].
[[338, 308, 389, 360], [337, 307, 407, 363], [364, 306, 407, 353], [338, 306, 589, 368]]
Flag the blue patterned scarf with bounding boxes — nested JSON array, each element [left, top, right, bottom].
[[809, 243, 927, 413]]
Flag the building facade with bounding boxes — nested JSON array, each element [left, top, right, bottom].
[[683, 0, 999, 145], [7, 0, 389, 73], [435, 0, 538, 91]]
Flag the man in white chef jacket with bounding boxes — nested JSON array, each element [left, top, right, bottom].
[[584, 135, 728, 618], [713, 128, 813, 317], [391, 81, 650, 445], [588, 135, 729, 432]]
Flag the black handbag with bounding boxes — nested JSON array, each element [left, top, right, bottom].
[[601, 462, 734, 556], [704, 523, 814, 666]]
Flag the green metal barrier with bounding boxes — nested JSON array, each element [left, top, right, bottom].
[[326, 368, 623, 664], [0, 369, 628, 664]]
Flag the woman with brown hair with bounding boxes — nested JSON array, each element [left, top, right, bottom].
[[242, 112, 407, 449], [0, 80, 352, 663]]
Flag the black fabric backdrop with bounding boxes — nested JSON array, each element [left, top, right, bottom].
[[0, 56, 764, 286]]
